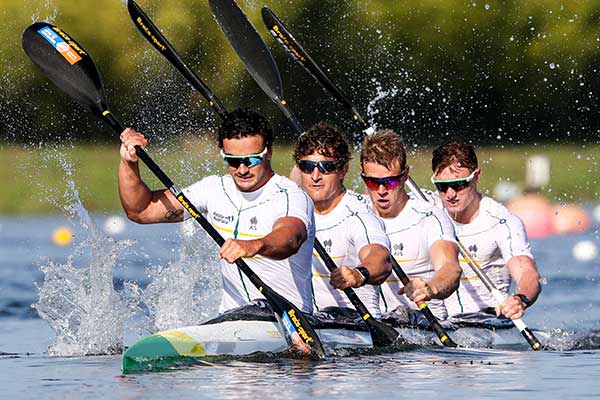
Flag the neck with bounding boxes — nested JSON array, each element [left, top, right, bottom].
[[452, 192, 482, 224], [314, 188, 345, 215]]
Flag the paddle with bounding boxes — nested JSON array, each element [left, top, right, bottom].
[[22, 21, 325, 359], [262, 7, 541, 350], [209, 0, 400, 347]]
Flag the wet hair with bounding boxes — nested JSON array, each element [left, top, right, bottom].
[[218, 108, 273, 149], [293, 122, 351, 167], [431, 141, 478, 174], [360, 129, 407, 172]]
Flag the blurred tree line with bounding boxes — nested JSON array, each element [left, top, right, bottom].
[[1, 0, 598, 146]]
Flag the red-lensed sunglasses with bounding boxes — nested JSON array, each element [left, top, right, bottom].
[[361, 174, 404, 190]]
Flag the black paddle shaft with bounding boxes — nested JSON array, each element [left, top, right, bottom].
[[127, 0, 228, 120], [22, 21, 325, 359], [313, 240, 399, 347]]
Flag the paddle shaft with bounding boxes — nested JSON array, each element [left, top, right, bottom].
[[127, 0, 227, 119], [313, 240, 399, 347]]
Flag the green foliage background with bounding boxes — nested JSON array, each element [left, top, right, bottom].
[[1, 0, 599, 145]]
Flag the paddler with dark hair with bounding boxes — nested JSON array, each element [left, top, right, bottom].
[[430, 141, 541, 320], [118, 108, 316, 315], [293, 122, 392, 319], [360, 130, 462, 322]]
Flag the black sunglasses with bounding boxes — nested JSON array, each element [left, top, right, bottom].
[[296, 159, 338, 174]]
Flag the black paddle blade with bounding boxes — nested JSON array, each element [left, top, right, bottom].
[[209, 0, 283, 103], [22, 22, 110, 119]]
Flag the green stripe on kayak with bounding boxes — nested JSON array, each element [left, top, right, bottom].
[[121, 330, 207, 374]]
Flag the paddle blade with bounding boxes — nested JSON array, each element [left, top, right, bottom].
[[209, 0, 283, 103], [263, 286, 326, 359], [22, 22, 110, 119]]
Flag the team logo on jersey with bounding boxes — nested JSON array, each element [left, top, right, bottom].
[[468, 244, 478, 258], [393, 243, 404, 256], [212, 212, 234, 225], [323, 238, 333, 253], [249, 216, 258, 230]]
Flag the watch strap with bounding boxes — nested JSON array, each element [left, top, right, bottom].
[[356, 266, 370, 287]]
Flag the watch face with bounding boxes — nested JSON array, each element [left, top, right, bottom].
[[516, 294, 530, 305]]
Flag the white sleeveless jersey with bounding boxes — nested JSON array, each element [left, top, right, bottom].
[[183, 174, 315, 314], [367, 196, 457, 319], [439, 195, 534, 316], [312, 190, 390, 318]]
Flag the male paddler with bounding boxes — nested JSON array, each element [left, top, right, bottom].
[[293, 122, 391, 318], [118, 108, 316, 315], [360, 130, 462, 321], [430, 141, 541, 320]]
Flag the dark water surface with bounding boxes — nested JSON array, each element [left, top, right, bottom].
[[1, 214, 599, 399]]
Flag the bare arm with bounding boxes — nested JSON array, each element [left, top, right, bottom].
[[118, 128, 184, 224], [496, 255, 541, 319], [219, 216, 307, 263], [330, 244, 391, 289], [401, 240, 461, 302]]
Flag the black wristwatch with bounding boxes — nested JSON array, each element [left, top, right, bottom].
[[356, 266, 370, 287], [514, 293, 531, 307]]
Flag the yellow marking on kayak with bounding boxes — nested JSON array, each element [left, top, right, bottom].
[[362, 313, 371, 321], [160, 330, 206, 357], [102, 110, 110, 116]]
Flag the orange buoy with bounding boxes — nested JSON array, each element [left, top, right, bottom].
[[552, 203, 591, 235], [506, 194, 554, 238]]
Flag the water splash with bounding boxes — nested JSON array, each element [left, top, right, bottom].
[[141, 219, 222, 332], [33, 158, 142, 356]]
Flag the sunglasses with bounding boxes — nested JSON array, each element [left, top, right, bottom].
[[220, 147, 268, 168], [431, 169, 478, 192], [296, 159, 338, 174], [361, 173, 404, 191]]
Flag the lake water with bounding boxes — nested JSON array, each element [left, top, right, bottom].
[[1, 208, 600, 399]]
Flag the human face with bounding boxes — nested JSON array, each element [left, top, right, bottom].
[[297, 152, 347, 214], [222, 135, 273, 192], [361, 161, 407, 218], [433, 164, 480, 216]]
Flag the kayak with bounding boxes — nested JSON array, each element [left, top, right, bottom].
[[121, 302, 542, 374]]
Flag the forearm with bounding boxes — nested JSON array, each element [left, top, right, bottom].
[[427, 264, 461, 299], [359, 245, 391, 285], [514, 268, 541, 306], [254, 218, 307, 260]]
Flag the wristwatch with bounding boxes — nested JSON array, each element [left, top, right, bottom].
[[355, 266, 371, 287], [514, 293, 531, 307]]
